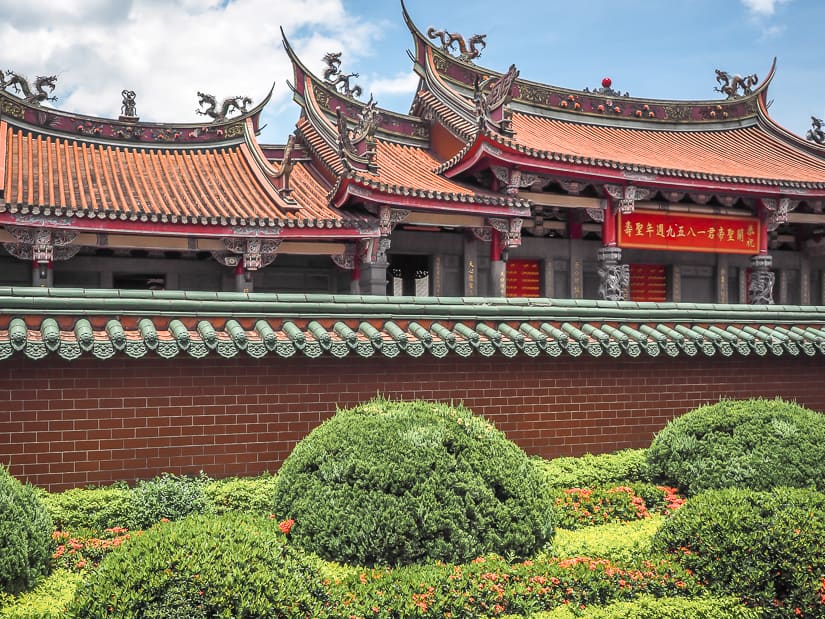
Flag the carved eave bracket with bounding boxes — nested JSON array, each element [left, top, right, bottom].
[[488, 217, 523, 248], [474, 64, 519, 137], [331, 246, 358, 270], [379, 206, 410, 235], [336, 97, 380, 174], [212, 238, 282, 270], [604, 185, 653, 215], [762, 197, 799, 232], [2, 226, 79, 262], [491, 166, 540, 197]]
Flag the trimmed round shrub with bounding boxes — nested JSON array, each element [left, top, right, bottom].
[[43, 485, 131, 531], [0, 465, 53, 595], [653, 487, 825, 618], [272, 398, 553, 567], [647, 398, 825, 495], [126, 472, 210, 530], [69, 514, 331, 618]]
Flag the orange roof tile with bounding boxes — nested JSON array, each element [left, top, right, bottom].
[[0, 123, 365, 227], [334, 138, 529, 212], [509, 113, 825, 188]]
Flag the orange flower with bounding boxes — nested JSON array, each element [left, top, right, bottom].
[[279, 518, 295, 535]]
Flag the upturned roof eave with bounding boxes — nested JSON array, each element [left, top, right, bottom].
[[436, 129, 825, 197]]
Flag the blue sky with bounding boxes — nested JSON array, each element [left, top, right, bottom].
[[1, 0, 823, 145]]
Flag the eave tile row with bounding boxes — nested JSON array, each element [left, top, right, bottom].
[[1, 316, 823, 362]]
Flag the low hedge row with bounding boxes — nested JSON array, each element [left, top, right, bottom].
[[525, 594, 760, 618]]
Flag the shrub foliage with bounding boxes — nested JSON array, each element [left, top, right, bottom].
[[540, 449, 650, 489], [69, 514, 330, 618], [0, 466, 53, 595], [646, 398, 825, 495], [272, 398, 553, 567], [653, 487, 825, 618], [43, 486, 131, 531], [126, 472, 210, 530]]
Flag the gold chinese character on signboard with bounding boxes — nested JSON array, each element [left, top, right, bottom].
[[624, 221, 633, 236]]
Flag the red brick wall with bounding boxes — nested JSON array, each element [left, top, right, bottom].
[[2, 354, 823, 491]]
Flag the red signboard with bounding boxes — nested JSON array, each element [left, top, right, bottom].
[[506, 259, 541, 298], [618, 210, 759, 255]]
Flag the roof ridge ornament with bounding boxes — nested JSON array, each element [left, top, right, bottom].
[[807, 116, 824, 144], [120, 89, 138, 122], [714, 69, 758, 99], [426, 27, 486, 62], [322, 52, 363, 99], [0, 70, 58, 105], [272, 134, 297, 202], [335, 95, 380, 173], [196, 91, 252, 122], [583, 77, 629, 98], [474, 64, 519, 137]]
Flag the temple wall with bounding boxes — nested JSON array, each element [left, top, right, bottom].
[[3, 354, 824, 491]]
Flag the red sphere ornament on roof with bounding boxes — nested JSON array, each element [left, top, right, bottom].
[[602, 77, 612, 89]]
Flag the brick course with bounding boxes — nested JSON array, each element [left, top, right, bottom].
[[2, 354, 823, 491]]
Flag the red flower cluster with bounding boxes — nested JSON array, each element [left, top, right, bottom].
[[278, 518, 295, 535]]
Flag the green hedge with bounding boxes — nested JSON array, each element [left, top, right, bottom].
[[0, 466, 53, 595], [43, 486, 131, 531], [653, 487, 825, 618], [526, 594, 760, 618], [551, 517, 662, 565], [0, 570, 81, 619], [69, 514, 330, 618], [552, 484, 684, 529], [326, 553, 700, 616], [647, 398, 825, 495], [272, 398, 553, 567], [539, 449, 650, 489], [203, 474, 279, 516]]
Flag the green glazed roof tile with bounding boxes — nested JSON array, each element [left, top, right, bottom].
[[5, 289, 825, 362]]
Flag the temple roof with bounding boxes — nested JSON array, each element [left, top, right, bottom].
[[283, 31, 530, 216], [403, 3, 825, 196], [2, 288, 825, 361], [0, 86, 375, 236]]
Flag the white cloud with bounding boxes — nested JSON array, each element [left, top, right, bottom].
[[741, 0, 791, 16], [0, 0, 386, 142], [367, 72, 419, 98]]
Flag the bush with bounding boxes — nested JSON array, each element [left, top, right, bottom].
[[551, 517, 662, 565], [326, 553, 700, 616], [0, 466, 53, 595], [272, 398, 553, 567], [43, 486, 131, 531], [646, 398, 825, 495], [203, 474, 279, 515], [69, 514, 331, 618], [552, 484, 684, 529], [653, 487, 825, 618], [126, 472, 210, 529], [529, 594, 760, 618], [52, 527, 135, 572], [0, 569, 82, 619], [539, 449, 649, 489]]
